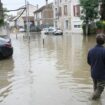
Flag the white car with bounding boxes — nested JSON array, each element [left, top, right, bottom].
[[41, 28, 49, 34], [53, 28, 63, 35], [48, 27, 56, 34], [41, 27, 56, 35], [19, 28, 25, 32]]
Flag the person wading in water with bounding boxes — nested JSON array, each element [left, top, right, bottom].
[[87, 34, 105, 100]]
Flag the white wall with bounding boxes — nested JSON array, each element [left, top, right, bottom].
[[16, 4, 37, 28], [9, 21, 15, 27], [17, 17, 24, 27], [17, 4, 37, 17], [70, 0, 82, 33], [53, 0, 82, 33]]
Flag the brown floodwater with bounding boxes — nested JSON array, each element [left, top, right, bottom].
[[0, 32, 105, 105]]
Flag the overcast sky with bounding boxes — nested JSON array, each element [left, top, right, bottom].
[[2, 0, 53, 15]]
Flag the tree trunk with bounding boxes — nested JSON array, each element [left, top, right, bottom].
[[82, 24, 89, 35], [100, 2, 105, 20], [85, 20, 89, 35]]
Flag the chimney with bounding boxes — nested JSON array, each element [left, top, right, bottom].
[[46, 0, 48, 5], [37, 4, 38, 9]]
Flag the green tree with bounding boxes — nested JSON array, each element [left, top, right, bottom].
[[0, 8, 9, 26], [0, 1, 4, 26], [80, 0, 99, 35]]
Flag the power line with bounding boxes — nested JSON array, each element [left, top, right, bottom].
[[14, 8, 26, 20], [5, 7, 26, 12], [0, 7, 26, 12]]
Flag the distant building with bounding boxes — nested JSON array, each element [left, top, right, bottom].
[[53, 0, 82, 33], [70, 0, 82, 33], [53, 0, 71, 31], [34, 3, 54, 29], [14, 4, 37, 29]]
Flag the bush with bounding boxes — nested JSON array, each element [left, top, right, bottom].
[[96, 21, 105, 33], [82, 23, 96, 35], [96, 21, 103, 29], [96, 21, 105, 29], [102, 21, 105, 29]]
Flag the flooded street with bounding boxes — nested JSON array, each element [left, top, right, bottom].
[[0, 32, 105, 105]]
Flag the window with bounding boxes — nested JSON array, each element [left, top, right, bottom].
[[65, 20, 69, 29], [73, 5, 80, 17], [64, 5, 68, 16], [74, 25, 81, 28], [59, 7, 62, 16], [55, 21, 57, 27], [55, 8, 58, 16]]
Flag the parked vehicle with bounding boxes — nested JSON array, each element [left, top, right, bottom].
[[53, 28, 63, 35], [19, 27, 25, 32], [41, 27, 56, 35], [0, 25, 13, 60], [30, 26, 41, 32], [47, 27, 56, 34], [41, 28, 49, 34], [0, 35, 13, 60]]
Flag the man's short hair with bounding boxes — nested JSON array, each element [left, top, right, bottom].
[[96, 34, 105, 45]]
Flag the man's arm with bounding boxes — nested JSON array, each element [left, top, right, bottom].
[[87, 51, 91, 65]]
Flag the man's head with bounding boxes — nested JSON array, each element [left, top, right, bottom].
[[96, 34, 105, 45]]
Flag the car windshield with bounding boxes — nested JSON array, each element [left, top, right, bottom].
[[0, 37, 7, 45], [0, 25, 10, 45], [0, 25, 10, 37], [48, 28, 53, 31], [43, 28, 48, 31]]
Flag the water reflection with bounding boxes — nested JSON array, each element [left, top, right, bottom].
[[55, 35, 91, 83], [90, 99, 102, 105], [0, 33, 105, 105], [0, 58, 14, 102]]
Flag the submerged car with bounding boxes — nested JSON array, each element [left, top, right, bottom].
[[0, 25, 13, 60], [53, 28, 63, 35], [0, 35, 13, 60], [19, 27, 25, 32], [41, 27, 56, 35], [41, 28, 49, 34], [47, 27, 56, 34]]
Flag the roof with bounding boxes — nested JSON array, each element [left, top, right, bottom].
[[22, 16, 34, 21], [19, 3, 37, 9], [34, 3, 53, 13], [34, 6, 45, 13]]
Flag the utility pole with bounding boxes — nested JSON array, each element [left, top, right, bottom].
[[57, 0, 59, 28], [45, 0, 49, 27], [25, 0, 30, 39]]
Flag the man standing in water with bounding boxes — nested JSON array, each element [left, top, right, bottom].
[[87, 34, 105, 100]]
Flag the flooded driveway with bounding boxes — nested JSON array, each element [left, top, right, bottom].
[[0, 33, 105, 105]]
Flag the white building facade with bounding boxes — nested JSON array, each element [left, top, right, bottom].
[[34, 3, 54, 29], [70, 0, 82, 33], [53, 0, 82, 33], [14, 4, 37, 28]]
